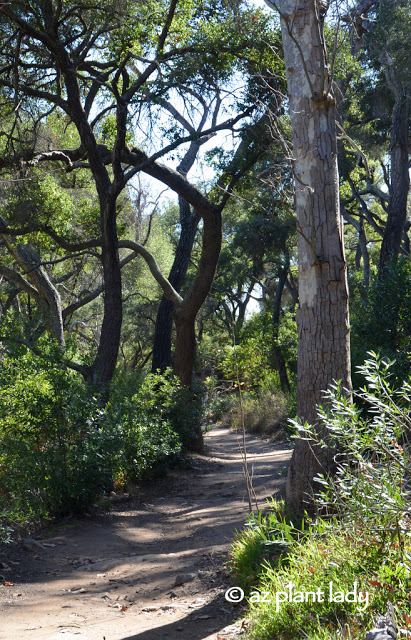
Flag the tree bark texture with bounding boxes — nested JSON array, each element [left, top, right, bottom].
[[378, 89, 410, 274], [171, 204, 222, 451], [273, 0, 352, 512], [271, 263, 290, 392]]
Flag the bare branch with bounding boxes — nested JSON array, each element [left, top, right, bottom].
[[118, 239, 183, 307], [157, 0, 179, 55], [0, 263, 40, 300]]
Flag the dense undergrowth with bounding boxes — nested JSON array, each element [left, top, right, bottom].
[[0, 342, 201, 542], [228, 354, 411, 639]]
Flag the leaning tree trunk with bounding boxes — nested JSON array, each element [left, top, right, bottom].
[[1, 238, 65, 345], [378, 89, 410, 275], [172, 205, 223, 452], [151, 199, 200, 373], [267, 0, 352, 513]]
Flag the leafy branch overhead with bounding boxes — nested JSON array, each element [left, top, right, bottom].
[[0, 0, 284, 391]]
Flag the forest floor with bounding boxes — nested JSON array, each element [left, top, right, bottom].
[[0, 426, 291, 640]]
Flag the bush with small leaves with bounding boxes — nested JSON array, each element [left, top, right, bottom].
[[291, 351, 411, 555]]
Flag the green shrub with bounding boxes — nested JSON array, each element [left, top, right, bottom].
[[229, 501, 301, 592], [277, 310, 298, 376], [300, 352, 411, 554], [0, 347, 112, 528], [230, 508, 411, 640], [0, 352, 198, 539], [243, 529, 374, 640], [104, 373, 184, 487], [110, 367, 203, 450], [229, 354, 411, 639]]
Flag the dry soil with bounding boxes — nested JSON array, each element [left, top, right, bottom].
[[0, 426, 291, 640]]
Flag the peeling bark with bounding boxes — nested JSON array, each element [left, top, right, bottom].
[[266, 0, 352, 513]]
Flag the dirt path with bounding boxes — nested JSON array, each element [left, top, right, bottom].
[[0, 426, 291, 640]]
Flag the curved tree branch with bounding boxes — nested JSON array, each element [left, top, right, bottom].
[[118, 239, 183, 306]]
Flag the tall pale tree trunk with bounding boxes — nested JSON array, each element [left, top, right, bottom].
[[265, 0, 352, 513]]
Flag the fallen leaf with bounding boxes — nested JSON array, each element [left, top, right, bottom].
[[3, 581, 15, 586], [406, 614, 411, 626]]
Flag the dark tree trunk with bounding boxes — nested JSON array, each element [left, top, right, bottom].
[[358, 216, 370, 288], [402, 220, 411, 255], [235, 283, 254, 334], [172, 204, 223, 451], [152, 135, 203, 374], [151, 299, 174, 373], [173, 204, 222, 381], [85, 195, 122, 394], [58, 52, 123, 395], [173, 313, 197, 387], [151, 199, 200, 373], [378, 90, 410, 274], [173, 312, 204, 453], [343, 206, 370, 288]]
